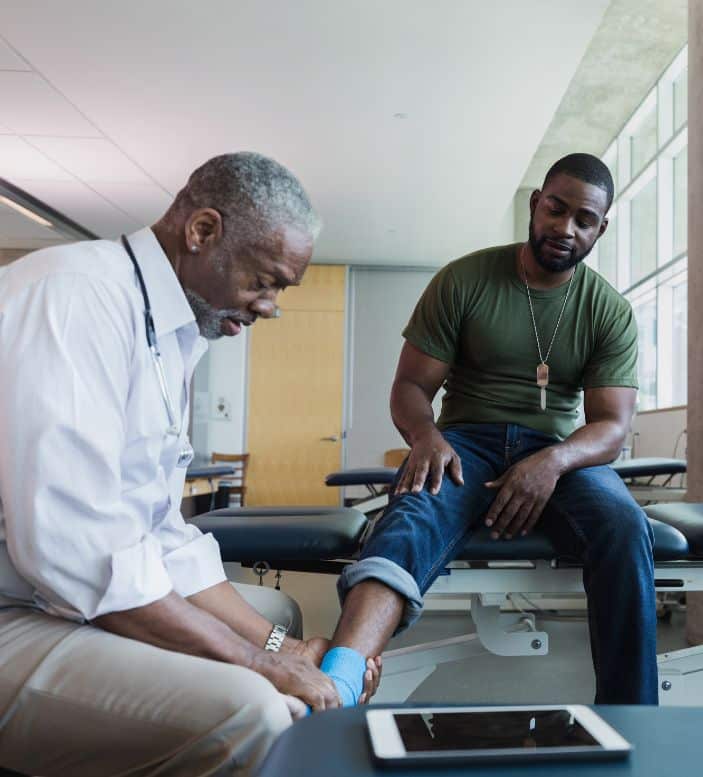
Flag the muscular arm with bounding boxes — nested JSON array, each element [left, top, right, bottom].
[[390, 341, 463, 494], [484, 386, 636, 538], [545, 386, 635, 472]]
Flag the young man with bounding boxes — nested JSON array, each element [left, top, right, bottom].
[[0, 152, 378, 776], [319, 153, 657, 707]]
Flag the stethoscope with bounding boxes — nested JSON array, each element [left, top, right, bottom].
[[121, 235, 194, 467]]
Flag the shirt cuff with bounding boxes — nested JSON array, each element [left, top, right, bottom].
[[162, 531, 227, 598], [95, 533, 173, 618]]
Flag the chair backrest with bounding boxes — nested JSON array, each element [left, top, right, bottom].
[[210, 452, 250, 506], [383, 448, 409, 468]]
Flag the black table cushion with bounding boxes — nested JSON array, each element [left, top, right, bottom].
[[193, 507, 367, 561], [194, 509, 691, 564], [186, 464, 237, 479], [610, 457, 686, 479], [644, 502, 703, 557], [325, 468, 397, 487], [453, 518, 689, 562]]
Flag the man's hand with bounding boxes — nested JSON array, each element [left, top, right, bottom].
[[252, 650, 341, 712], [289, 636, 383, 704], [483, 448, 562, 539], [395, 427, 463, 496]]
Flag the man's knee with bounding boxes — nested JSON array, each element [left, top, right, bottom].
[[601, 501, 653, 554]]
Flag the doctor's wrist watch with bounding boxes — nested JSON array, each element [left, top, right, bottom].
[[264, 623, 288, 652]]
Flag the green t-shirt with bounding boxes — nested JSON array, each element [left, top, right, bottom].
[[403, 243, 639, 440]]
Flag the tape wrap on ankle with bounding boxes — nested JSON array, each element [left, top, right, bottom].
[[320, 647, 366, 707]]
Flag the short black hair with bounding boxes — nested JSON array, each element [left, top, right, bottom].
[[543, 153, 614, 212]]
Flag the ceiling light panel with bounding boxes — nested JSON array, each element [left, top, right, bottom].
[[0, 195, 52, 227], [29, 136, 151, 184], [0, 135, 73, 181], [0, 72, 101, 136], [0, 205, 55, 240], [21, 179, 140, 238]]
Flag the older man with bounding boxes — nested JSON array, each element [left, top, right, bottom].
[[0, 153, 376, 777]]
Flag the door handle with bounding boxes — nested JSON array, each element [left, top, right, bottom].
[[320, 435, 339, 442]]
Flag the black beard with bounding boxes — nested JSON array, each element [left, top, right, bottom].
[[528, 217, 595, 273]]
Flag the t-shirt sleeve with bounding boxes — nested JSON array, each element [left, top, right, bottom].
[[402, 265, 463, 364], [582, 305, 639, 389]]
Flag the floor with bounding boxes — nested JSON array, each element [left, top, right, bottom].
[[391, 608, 691, 705], [225, 563, 696, 706]]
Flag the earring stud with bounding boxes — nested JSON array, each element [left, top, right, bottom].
[[191, 245, 198, 253]]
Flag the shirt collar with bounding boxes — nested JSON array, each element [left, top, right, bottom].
[[123, 227, 196, 338]]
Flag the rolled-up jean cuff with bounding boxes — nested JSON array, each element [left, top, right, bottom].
[[337, 556, 423, 635]]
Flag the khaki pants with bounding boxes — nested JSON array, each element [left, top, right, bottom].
[[0, 583, 302, 777]]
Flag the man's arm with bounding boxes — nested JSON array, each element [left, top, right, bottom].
[[390, 341, 464, 495], [484, 386, 636, 539], [93, 590, 341, 711], [186, 581, 382, 702]]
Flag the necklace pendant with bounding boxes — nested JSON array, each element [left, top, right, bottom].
[[536, 362, 549, 387], [537, 363, 548, 411]]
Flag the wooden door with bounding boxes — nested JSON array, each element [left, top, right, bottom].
[[247, 265, 345, 505]]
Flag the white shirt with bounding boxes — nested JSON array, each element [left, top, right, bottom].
[[0, 228, 226, 621]]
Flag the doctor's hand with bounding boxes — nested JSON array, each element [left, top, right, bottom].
[[483, 448, 561, 540], [252, 650, 341, 712], [291, 637, 383, 703], [395, 427, 463, 496]]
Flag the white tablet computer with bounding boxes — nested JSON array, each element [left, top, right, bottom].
[[366, 705, 632, 766]]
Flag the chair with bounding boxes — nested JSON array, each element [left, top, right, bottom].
[[383, 448, 409, 468], [210, 452, 250, 507]]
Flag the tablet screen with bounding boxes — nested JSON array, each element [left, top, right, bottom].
[[394, 709, 600, 752]]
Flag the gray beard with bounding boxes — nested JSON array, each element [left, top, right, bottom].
[[184, 289, 238, 340]]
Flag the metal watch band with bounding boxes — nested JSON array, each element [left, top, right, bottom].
[[264, 623, 288, 652]]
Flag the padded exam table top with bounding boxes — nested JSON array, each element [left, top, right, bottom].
[[193, 505, 693, 563], [186, 464, 237, 479], [610, 457, 686, 479], [325, 458, 687, 488]]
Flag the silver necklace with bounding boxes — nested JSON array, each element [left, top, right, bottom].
[[520, 248, 576, 411]]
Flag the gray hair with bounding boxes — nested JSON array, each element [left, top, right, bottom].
[[170, 152, 321, 246]]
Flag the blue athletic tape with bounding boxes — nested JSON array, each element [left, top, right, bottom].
[[320, 646, 367, 707]]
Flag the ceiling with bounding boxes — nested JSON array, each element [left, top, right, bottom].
[[0, 1, 610, 263], [522, 0, 687, 189]]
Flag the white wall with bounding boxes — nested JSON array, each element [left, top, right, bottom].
[[345, 268, 440, 471], [191, 329, 249, 458], [631, 407, 687, 460]]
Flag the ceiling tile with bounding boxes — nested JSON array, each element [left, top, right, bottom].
[[0, 37, 30, 71], [16, 179, 140, 238], [0, 135, 73, 181], [28, 136, 151, 184], [0, 71, 101, 136], [90, 181, 173, 224]]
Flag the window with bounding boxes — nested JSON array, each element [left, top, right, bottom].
[[590, 45, 687, 411], [673, 66, 688, 131], [673, 144, 687, 257], [629, 175, 657, 284], [598, 211, 617, 287], [631, 288, 657, 411], [671, 277, 687, 406], [630, 108, 657, 177]]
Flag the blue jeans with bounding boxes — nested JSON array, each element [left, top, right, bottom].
[[338, 424, 658, 704]]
